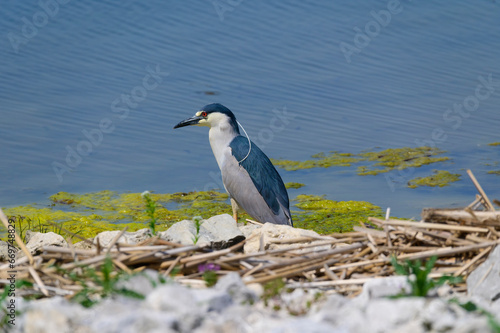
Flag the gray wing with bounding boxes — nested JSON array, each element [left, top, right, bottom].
[[222, 136, 292, 226]]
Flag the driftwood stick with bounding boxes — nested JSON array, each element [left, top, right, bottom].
[[42, 246, 103, 256], [162, 255, 183, 275], [248, 257, 340, 284], [287, 272, 456, 289], [328, 240, 499, 273], [242, 263, 264, 278], [370, 218, 489, 233], [156, 245, 202, 257], [245, 219, 264, 226], [467, 169, 495, 211], [270, 236, 335, 244], [106, 227, 129, 254], [488, 227, 500, 237], [112, 259, 132, 274], [416, 230, 475, 246], [453, 247, 492, 277], [398, 240, 500, 261], [61, 254, 111, 270], [28, 267, 49, 296], [385, 208, 393, 248], [245, 243, 365, 277], [421, 209, 500, 226], [353, 226, 387, 239], [467, 195, 482, 209], [179, 248, 232, 264]]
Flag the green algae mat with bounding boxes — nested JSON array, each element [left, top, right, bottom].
[[272, 146, 461, 188], [1, 190, 384, 240]]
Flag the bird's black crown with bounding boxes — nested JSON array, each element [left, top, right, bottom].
[[201, 103, 239, 133]]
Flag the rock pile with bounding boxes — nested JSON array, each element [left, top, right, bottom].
[[2, 212, 500, 332], [9, 267, 500, 333]]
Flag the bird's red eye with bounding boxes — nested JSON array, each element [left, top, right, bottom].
[[201, 111, 207, 117]]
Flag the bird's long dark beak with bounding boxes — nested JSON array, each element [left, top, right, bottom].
[[173, 115, 203, 129]]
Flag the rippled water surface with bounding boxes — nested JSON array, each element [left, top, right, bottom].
[[1, 1, 499, 217]]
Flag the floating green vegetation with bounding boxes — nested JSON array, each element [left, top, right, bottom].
[[3, 206, 128, 241], [488, 142, 500, 146], [357, 147, 450, 175], [292, 194, 384, 234], [488, 170, 500, 176], [270, 152, 358, 171], [2, 189, 385, 239], [272, 147, 451, 176], [407, 170, 461, 189], [285, 182, 305, 189], [2, 190, 233, 241]]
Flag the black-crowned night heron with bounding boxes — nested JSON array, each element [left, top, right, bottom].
[[174, 103, 293, 226]]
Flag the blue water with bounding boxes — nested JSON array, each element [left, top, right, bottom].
[[1, 1, 499, 219]]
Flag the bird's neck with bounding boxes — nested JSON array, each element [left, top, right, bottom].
[[209, 122, 239, 169]]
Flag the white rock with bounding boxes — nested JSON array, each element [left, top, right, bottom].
[[158, 219, 197, 245], [467, 245, 500, 303], [0, 240, 16, 261], [193, 288, 233, 313], [246, 283, 264, 298], [145, 284, 196, 312], [21, 297, 84, 333], [193, 306, 267, 333], [317, 292, 494, 333], [115, 269, 165, 297], [90, 298, 178, 333], [357, 298, 425, 333], [215, 272, 258, 305], [72, 240, 94, 250], [238, 223, 261, 238], [281, 288, 315, 315], [11, 280, 497, 333], [25, 231, 68, 255], [145, 284, 203, 331], [159, 214, 244, 249], [93, 228, 152, 247], [420, 298, 459, 332], [243, 223, 330, 254], [356, 276, 410, 304], [24, 308, 72, 333], [199, 214, 245, 249]]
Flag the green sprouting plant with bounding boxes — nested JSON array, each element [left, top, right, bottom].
[[5, 216, 68, 243], [16, 216, 41, 243], [139, 271, 168, 288], [192, 216, 203, 244], [198, 263, 220, 287], [141, 191, 157, 235], [450, 299, 500, 333], [391, 255, 462, 297], [168, 265, 181, 278], [61, 255, 145, 308]]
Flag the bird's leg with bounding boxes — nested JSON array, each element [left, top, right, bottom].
[[230, 198, 239, 222]]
